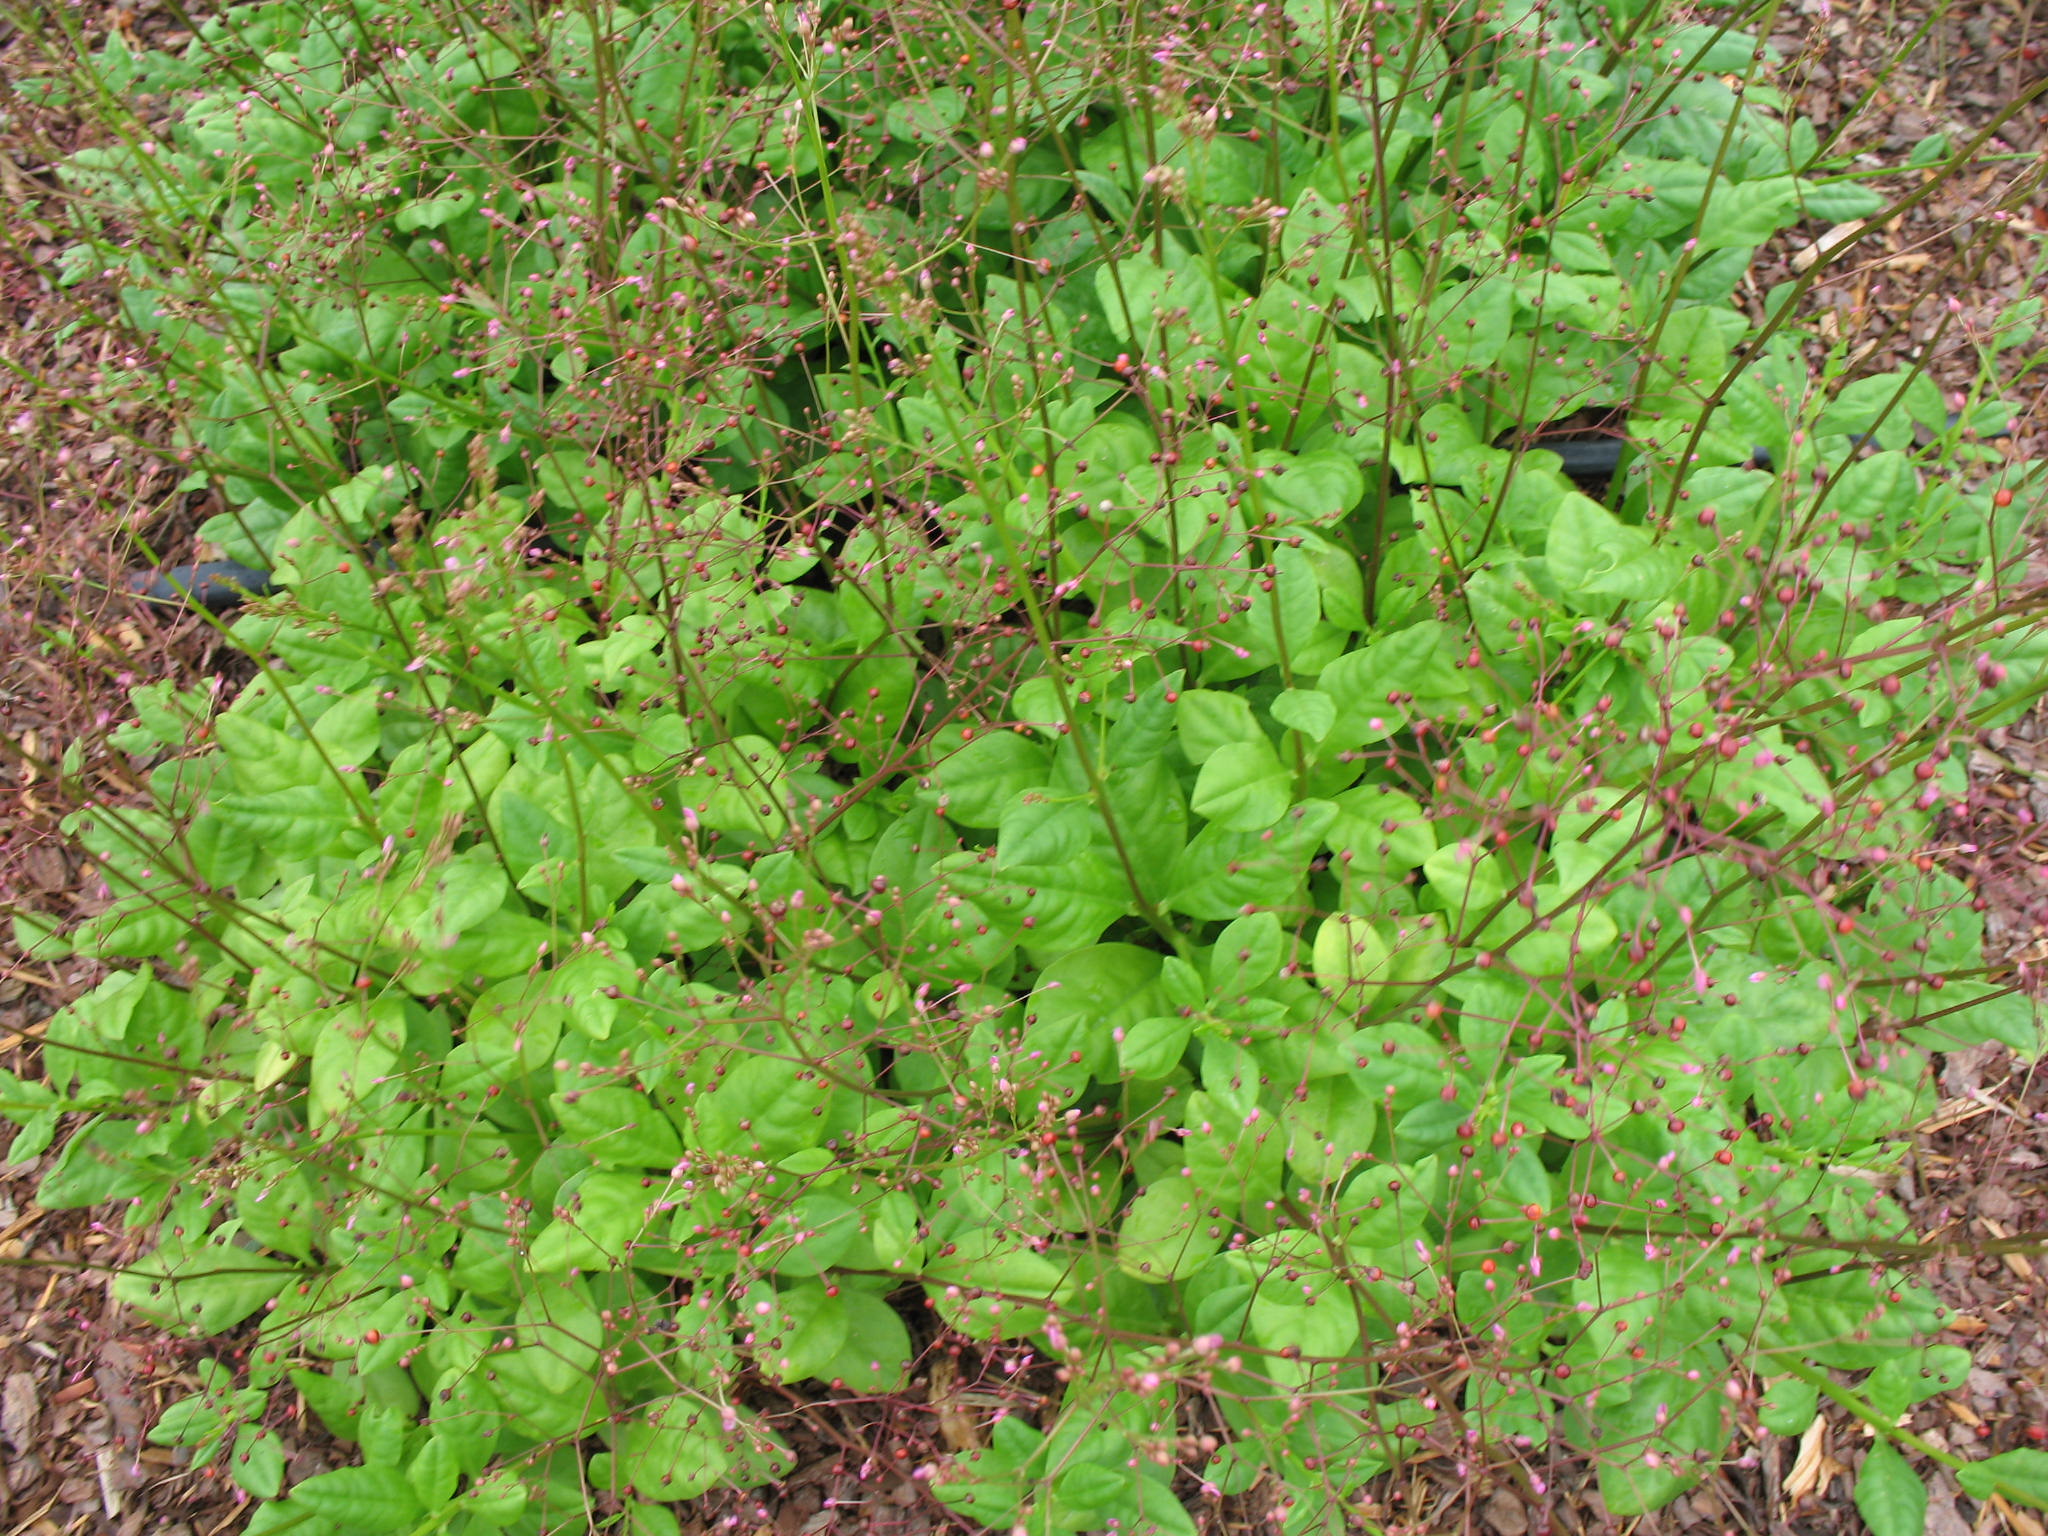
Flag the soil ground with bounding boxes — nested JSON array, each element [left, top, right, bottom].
[[1, 1, 2045, 1534]]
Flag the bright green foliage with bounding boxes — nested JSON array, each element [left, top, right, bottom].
[[4, 0, 2045, 1530]]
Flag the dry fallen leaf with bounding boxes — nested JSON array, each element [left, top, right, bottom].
[[1996, 1494, 2048, 1536], [1785, 1415, 1848, 1506], [1791, 219, 1870, 273], [925, 1356, 984, 1453]]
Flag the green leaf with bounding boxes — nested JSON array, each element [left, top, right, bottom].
[[551, 1086, 684, 1168], [1424, 842, 1507, 915], [756, 1193, 862, 1276], [291, 1368, 365, 1442], [1854, 1440, 1927, 1536], [1412, 277, 1513, 383], [1756, 1373, 1818, 1437], [428, 1367, 505, 1476], [1283, 1076, 1378, 1186], [922, 730, 1048, 828], [1057, 1462, 1130, 1511], [1799, 178, 1888, 221], [1321, 621, 1466, 739], [1191, 737, 1292, 831], [819, 1288, 912, 1392], [1119, 1015, 1193, 1079], [289, 1466, 426, 1534], [1245, 1237, 1359, 1358], [213, 784, 358, 861], [884, 88, 964, 142], [309, 999, 405, 1132], [407, 1433, 461, 1511], [1312, 913, 1391, 1000], [1271, 688, 1336, 742], [149, 1397, 228, 1449], [230, 1425, 286, 1501], [1275, 188, 1356, 288], [1547, 494, 1682, 603], [612, 1395, 733, 1502], [1118, 1175, 1223, 1283], [461, 1468, 530, 1528], [758, 1281, 848, 1383], [528, 1169, 657, 1271], [394, 189, 480, 231], [1175, 689, 1259, 765], [113, 1230, 292, 1333], [1180, 1090, 1283, 1216], [997, 791, 1094, 867], [1865, 1346, 1970, 1420], [922, 1229, 1067, 1340], [1165, 800, 1337, 920], [1210, 912, 1284, 999], [1957, 1450, 2048, 1508], [692, 1052, 833, 1160], [1697, 176, 1802, 249]]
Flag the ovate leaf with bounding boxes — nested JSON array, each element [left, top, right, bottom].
[[1854, 1440, 1927, 1536]]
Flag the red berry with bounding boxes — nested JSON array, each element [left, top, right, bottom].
[[1993, 488, 2014, 507]]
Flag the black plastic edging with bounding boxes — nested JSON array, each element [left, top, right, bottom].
[[125, 561, 276, 611]]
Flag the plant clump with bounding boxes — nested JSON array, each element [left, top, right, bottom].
[[1, 0, 2045, 1531]]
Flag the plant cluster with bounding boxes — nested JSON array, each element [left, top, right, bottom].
[[3, 0, 2046, 1532]]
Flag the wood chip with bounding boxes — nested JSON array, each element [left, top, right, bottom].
[[1482, 1485, 1531, 1536], [1979, 1218, 2038, 1281], [1, 1371, 39, 1454]]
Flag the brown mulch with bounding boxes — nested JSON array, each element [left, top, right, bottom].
[[2, 0, 2047, 1533]]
